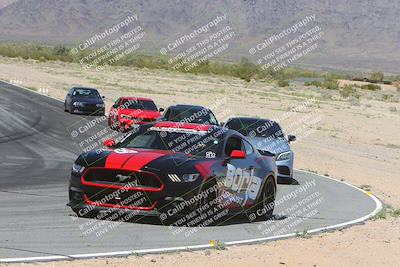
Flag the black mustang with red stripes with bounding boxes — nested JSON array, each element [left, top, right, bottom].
[[68, 122, 277, 220]]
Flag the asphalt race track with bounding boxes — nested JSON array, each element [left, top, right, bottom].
[[0, 81, 381, 263]]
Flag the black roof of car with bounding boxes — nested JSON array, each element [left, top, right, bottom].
[[71, 86, 98, 90], [168, 104, 210, 111], [227, 117, 274, 123]]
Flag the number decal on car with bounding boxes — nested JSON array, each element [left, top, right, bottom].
[[224, 163, 262, 203]]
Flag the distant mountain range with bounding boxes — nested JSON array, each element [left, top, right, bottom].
[[0, 0, 399, 73]]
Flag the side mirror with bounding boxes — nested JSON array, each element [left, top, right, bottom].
[[288, 135, 296, 143], [230, 150, 246, 159], [112, 104, 118, 109], [159, 107, 165, 112], [104, 139, 116, 148]]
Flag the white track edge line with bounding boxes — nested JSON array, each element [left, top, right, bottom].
[[1, 79, 64, 103], [1, 80, 109, 119], [0, 170, 382, 263]]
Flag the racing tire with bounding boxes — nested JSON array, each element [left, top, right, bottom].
[[64, 102, 68, 112], [260, 176, 276, 219]]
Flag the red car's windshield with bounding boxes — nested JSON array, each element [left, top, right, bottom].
[[121, 99, 157, 111]]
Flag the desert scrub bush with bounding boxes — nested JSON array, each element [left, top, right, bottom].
[[339, 85, 358, 98], [349, 96, 360, 106], [359, 184, 372, 191], [277, 80, 290, 87], [53, 44, 70, 56], [381, 94, 399, 103], [323, 79, 339, 90], [374, 205, 400, 220], [369, 71, 384, 82], [0, 42, 349, 85], [304, 80, 322, 87], [295, 228, 312, 239], [231, 57, 260, 82], [323, 72, 344, 81], [393, 81, 400, 92], [0, 42, 74, 62], [321, 90, 333, 100], [374, 207, 388, 220], [361, 84, 381, 91], [389, 106, 397, 112], [391, 208, 400, 218], [210, 240, 226, 250]]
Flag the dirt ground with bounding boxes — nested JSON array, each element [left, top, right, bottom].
[[0, 56, 399, 266], [6, 218, 399, 267]]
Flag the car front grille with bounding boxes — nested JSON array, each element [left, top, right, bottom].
[[81, 168, 163, 210], [80, 103, 98, 108], [82, 168, 163, 191]]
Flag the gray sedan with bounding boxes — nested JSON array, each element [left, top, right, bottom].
[[224, 117, 296, 183]]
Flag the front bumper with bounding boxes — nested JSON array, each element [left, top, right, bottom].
[[67, 199, 161, 218], [68, 170, 206, 217], [276, 155, 294, 182], [73, 105, 105, 115]]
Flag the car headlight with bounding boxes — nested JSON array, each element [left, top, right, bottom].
[[168, 173, 200, 182], [182, 173, 200, 182], [72, 163, 85, 174], [96, 103, 105, 108], [276, 151, 292, 161], [73, 102, 85, 107]]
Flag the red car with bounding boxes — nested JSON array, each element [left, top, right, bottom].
[[108, 97, 163, 131]]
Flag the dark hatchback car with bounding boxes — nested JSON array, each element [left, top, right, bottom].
[[64, 87, 105, 115], [162, 104, 219, 125]]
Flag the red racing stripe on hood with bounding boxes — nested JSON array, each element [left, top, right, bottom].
[[105, 148, 171, 170]]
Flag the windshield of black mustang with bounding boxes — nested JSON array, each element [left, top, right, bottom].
[[123, 126, 226, 158]]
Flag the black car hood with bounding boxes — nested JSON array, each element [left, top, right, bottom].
[[77, 148, 202, 173]]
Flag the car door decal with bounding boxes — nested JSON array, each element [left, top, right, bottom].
[[224, 163, 262, 205]]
